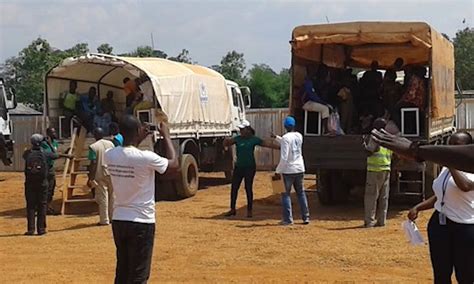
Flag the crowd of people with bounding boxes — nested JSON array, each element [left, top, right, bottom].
[[61, 80, 118, 137], [20, 110, 473, 282], [301, 58, 427, 135]]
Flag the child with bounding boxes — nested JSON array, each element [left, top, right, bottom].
[[363, 118, 392, 227], [23, 134, 49, 235]]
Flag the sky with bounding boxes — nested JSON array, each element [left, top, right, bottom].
[[0, 0, 473, 71]]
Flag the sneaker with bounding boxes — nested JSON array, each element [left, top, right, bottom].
[[375, 223, 385, 227], [302, 219, 310, 225], [24, 231, 34, 236], [37, 231, 47, 236], [364, 223, 375, 228], [97, 222, 109, 226], [279, 221, 293, 226]]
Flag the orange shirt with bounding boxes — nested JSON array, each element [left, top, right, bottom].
[[123, 80, 137, 96]]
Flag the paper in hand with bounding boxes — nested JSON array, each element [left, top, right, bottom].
[[402, 220, 425, 246]]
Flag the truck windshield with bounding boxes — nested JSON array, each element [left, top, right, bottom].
[[0, 86, 7, 120]]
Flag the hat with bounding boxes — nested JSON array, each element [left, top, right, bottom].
[[237, 119, 251, 129], [284, 116, 296, 128], [30, 134, 44, 146]]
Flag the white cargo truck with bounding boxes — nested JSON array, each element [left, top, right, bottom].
[[44, 53, 250, 198], [0, 78, 17, 165]]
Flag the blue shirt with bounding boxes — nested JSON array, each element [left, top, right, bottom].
[[303, 78, 327, 105]]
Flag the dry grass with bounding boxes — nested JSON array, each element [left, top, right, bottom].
[[0, 172, 433, 283]]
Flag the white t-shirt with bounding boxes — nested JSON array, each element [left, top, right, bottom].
[[104, 146, 168, 224], [275, 132, 305, 174], [433, 167, 474, 224]]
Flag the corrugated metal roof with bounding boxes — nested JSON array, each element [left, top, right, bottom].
[[10, 103, 42, 116]]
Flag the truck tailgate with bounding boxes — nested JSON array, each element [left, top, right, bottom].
[[303, 135, 367, 171]]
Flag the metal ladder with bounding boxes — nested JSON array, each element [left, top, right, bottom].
[[60, 126, 95, 215]]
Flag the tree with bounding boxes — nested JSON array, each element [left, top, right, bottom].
[[219, 51, 246, 83], [1, 38, 61, 110], [247, 64, 289, 108], [125, 46, 167, 58], [169, 49, 193, 64], [453, 27, 474, 90], [63, 43, 89, 57], [97, 43, 113, 54]]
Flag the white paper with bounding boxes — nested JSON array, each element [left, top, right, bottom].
[[402, 220, 425, 246]]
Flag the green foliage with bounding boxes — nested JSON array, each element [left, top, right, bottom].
[[453, 27, 474, 90], [219, 51, 246, 83], [169, 49, 193, 64], [124, 46, 168, 58], [97, 43, 113, 54], [247, 64, 289, 108]]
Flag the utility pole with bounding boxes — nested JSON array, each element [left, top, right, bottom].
[[151, 33, 155, 50]]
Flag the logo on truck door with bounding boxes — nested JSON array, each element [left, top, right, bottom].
[[199, 82, 208, 104]]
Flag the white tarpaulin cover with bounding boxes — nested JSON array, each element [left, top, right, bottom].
[[46, 54, 232, 136]]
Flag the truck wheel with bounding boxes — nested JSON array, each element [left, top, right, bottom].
[[176, 154, 199, 198], [317, 170, 334, 205]]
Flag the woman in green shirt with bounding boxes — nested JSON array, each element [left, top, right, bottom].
[[223, 120, 278, 218]]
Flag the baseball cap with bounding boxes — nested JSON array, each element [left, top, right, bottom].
[[284, 116, 296, 128], [30, 134, 44, 146], [237, 119, 251, 129]]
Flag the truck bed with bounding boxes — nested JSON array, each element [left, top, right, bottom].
[[303, 135, 367, 172]]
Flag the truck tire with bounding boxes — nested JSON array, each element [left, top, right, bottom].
[[317, 170, 334, 205], [176, 154, 199, 198]]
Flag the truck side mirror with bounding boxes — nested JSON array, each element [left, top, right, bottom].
[[240, 86, 251, 109], [6, 87, 17, 110]]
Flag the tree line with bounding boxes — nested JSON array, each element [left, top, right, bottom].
[[0, 26, 472, 111], [0, 39, 289, 110]]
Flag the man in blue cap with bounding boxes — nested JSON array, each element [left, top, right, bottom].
[[274, 116, 310, 225]]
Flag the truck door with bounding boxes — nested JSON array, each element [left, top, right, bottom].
[[229, 85, 245, 130]]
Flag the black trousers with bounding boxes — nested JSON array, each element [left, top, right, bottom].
[[428, 211, 474, 284], [230, 166, 256, 211], [47, 173, 56, 203], [25, 182, 48, 233], [112, 220, 155, 284]]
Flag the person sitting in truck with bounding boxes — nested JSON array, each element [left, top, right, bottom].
[[381, 69, 402, 118], [393, 66, 427, 128], [101, 91, 116, 121], [78, 87, 99, 132], [123, 77, 137, 107], [223, 119, 279, 218], [301, 77, 331, 134], [62, 80, 79, 138]]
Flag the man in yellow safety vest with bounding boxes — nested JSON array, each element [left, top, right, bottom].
[[363, 118, 393, 228]]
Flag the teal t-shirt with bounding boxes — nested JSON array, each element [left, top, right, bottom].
[[234, 135, 262, 168], [40, 139, 59, 170]]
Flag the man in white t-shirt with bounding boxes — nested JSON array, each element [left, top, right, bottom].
[[274, 116, 310, 225], [105, 115, 178, 283]]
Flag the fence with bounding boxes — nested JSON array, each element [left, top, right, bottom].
[[246, 108, 289, 170], [455, 96, 474, 135]]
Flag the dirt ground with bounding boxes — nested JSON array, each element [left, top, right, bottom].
[[0, 171, 435, 283]]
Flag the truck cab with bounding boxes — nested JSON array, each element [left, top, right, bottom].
[[227, 80, 251, 131], [0, 78, 17, 165]]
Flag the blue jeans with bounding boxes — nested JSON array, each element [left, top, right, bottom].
[[281, 173, 310, 223]]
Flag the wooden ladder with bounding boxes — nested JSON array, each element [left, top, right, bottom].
[[60, 126, 95, 215]]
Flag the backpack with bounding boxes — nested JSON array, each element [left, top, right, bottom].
[[25, 149, 48, 180]]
